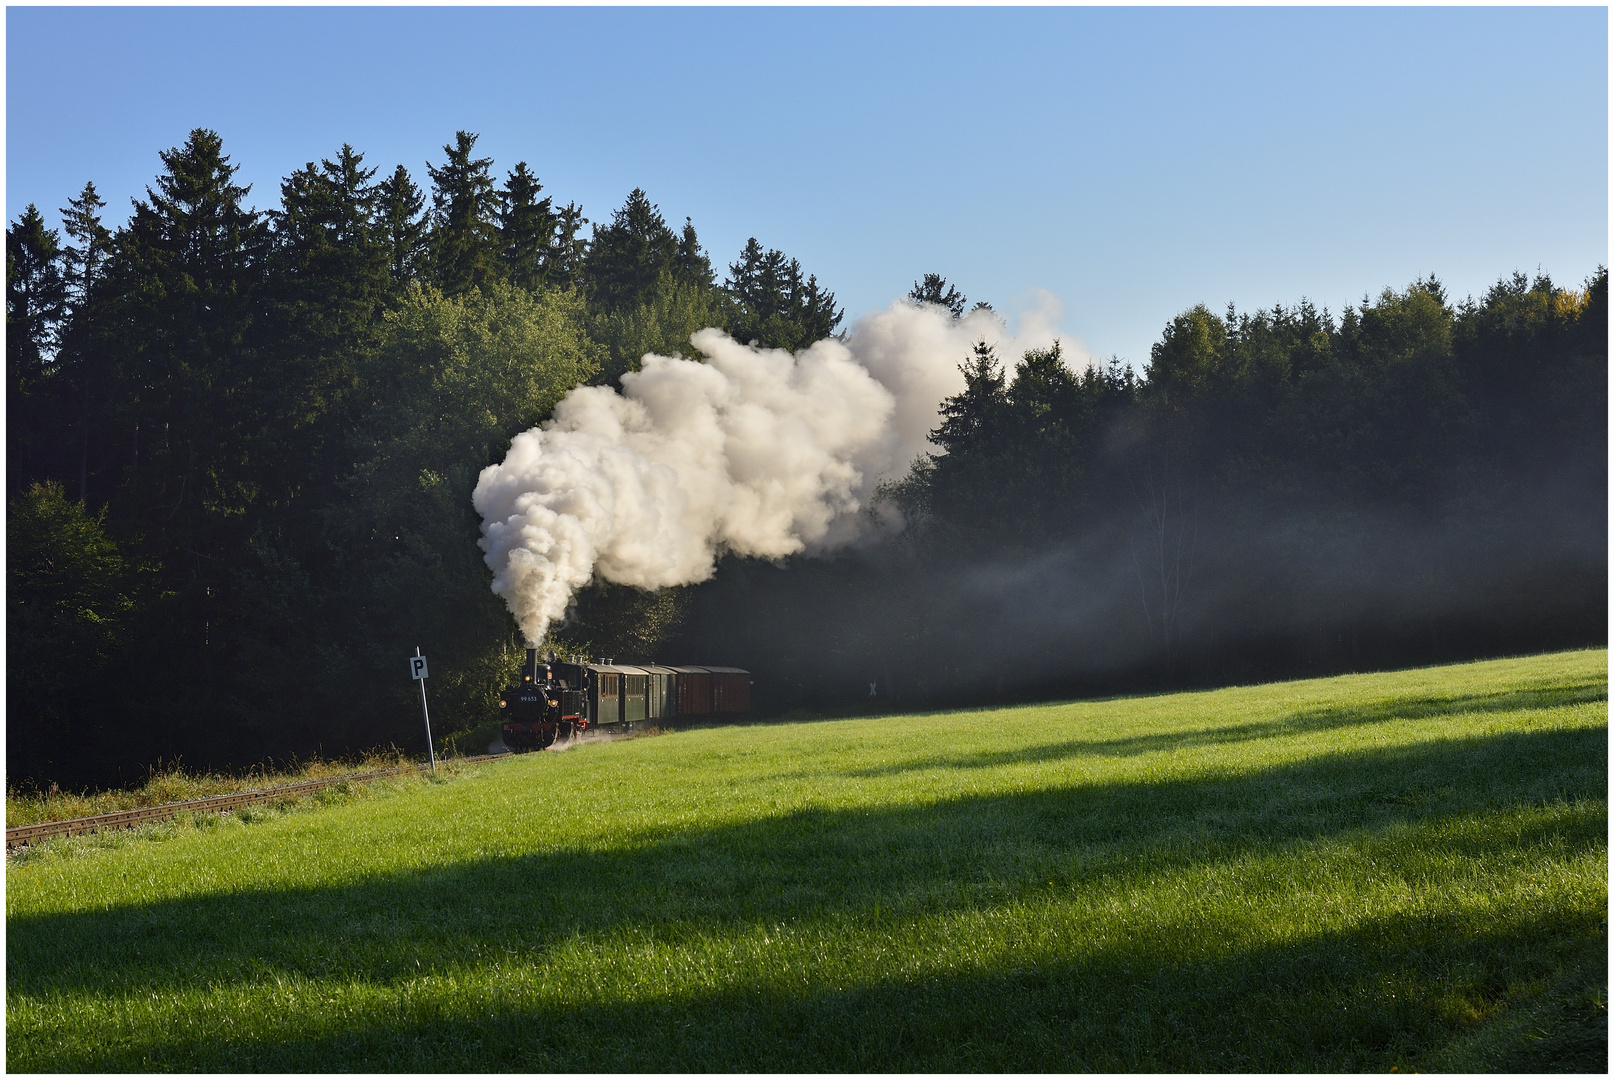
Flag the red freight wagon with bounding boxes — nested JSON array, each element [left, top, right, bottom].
[[670, 666, 714, 715], [705, 667, 752, 714]]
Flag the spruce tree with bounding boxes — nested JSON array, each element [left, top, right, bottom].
[[909, 273, 967, 317], [723, 237, 843, 350], [271, 144, 388, 305], [676, 217, 713, 286], [498, 161, 557, 293], [126, 129, 265, 294], [551, 201, 589, 286], [6, 205, 66, 388], [7, 205, 67, 494], [60, 183, 112, 309], [264, 144, 393, 510], [426, 130, 501, 295], [377, 165, 427, 284], [113, 128, 267, 548], [583, 188, 680, 311], [931, 341, 1009, 455], [57, 183, 114, 505]]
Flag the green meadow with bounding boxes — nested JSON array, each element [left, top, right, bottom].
[[7, 649, 1606, 1071]]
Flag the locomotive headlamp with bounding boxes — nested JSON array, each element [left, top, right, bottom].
[[499, 700, 506, 708], [524, 674, 531, 682]]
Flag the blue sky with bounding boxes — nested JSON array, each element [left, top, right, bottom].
[[7, 6, 1607, 368]]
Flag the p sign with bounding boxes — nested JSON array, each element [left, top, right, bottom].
[[410, 647, 435, 770]]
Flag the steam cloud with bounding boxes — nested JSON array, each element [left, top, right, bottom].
[[473, 293, 1088, 644]]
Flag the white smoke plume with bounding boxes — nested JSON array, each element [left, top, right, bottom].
[[473, 293, 1091, 644]]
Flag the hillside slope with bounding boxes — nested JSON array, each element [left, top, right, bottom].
[[7, 649, 1607, 1070]]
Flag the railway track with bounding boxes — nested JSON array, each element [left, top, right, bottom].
[[6, 754, 509, 850]]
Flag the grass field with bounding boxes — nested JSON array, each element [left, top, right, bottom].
[[7, 649, 1606, 1071], [5, 749, 429, 827]]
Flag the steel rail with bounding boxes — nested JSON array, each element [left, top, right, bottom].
[[6, 754, 509, 849]]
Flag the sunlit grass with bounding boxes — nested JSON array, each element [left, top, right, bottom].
[[7, 649, 1606, 1070]]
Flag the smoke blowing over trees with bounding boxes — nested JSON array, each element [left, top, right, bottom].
[[665, 274, 1605, 707], [473, 302, 1075, 646], [7, 126, 1606, 789]]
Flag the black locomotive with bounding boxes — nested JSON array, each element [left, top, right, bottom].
[[500, 647, 751, 752], [499, 648, 587, 750]]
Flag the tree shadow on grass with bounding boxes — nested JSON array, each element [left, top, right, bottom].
[[7, 724, 1607, 1071], [16, 896, 1608, 1072], [833, 677, 1608, 778]]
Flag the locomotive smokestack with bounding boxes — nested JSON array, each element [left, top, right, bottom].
[[525, 646, 538, 683]]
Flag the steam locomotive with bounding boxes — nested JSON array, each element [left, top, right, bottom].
[[499, 647, 751, 751]]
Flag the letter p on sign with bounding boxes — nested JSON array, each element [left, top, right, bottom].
[[410, 655, 429, 680]]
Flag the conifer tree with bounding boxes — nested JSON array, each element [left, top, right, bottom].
[[676, 217, 713, 286], [426, 130, 501, 295], [377, 164, 427, 284], [272, 144, 389, 304], [57, 184, 114, 505], [931, 341, 1009, 455], [60, 183, 112, 309], [909, 272, 967, 317], [7, 205, 67, 493], [498, 161, 558, 293], [723, 237, 843, 350], [113, 128, 267, 548], [583, 188, 680, 311], [551, 201, 589, 286], [6, 205, 66, 388], [263, 145, 393, 507], [125, 129, 265, 294]]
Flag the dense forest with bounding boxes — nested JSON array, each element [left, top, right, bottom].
[[8, 128, 1606, 788]]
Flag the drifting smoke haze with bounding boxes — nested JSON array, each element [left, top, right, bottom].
[[473, 295, 1087, 644]]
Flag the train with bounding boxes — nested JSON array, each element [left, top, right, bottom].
[[499, 647, 751, 751]]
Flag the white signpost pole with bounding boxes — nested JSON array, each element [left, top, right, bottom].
[[411, 647, 436, 772]]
